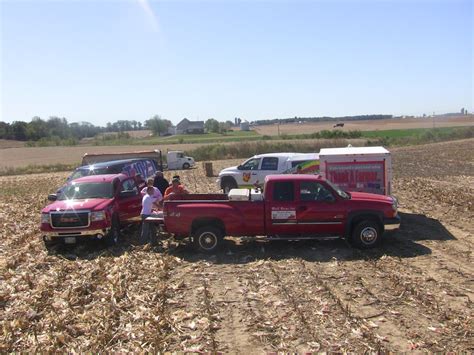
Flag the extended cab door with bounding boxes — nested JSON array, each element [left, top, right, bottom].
[[296, 181, 345, 235], [117, 178, 142, 223], [238, 157, 261, 187], [256, 157, 280, 187], [265, 180, 299, 236]]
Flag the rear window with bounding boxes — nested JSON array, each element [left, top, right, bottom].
[[273, 181, 294, 201]]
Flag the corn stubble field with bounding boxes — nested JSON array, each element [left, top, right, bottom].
[[1, 139, 473, 352]]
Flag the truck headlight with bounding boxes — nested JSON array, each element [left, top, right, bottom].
[[41, 213, 50, 224], [91, 211, 106, 222], [391, 196, 398, 212]]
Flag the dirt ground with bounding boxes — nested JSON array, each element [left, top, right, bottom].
[[254, 115, 474, 136], [0, 139, 473, 352]]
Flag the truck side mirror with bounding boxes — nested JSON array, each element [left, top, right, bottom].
[[47, 194, 57, 202]]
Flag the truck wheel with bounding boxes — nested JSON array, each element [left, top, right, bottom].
[[43, 238, 59, 253], [351, 220, 381, 249], [193, 226, 222, 253], [222, 180, 237, 194], [182, 162, 190, 169], [105, 216, 121, 246]]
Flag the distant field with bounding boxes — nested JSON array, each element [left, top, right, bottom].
[[98, 130, 153, 139], [2, 116, 473, 171], [254, 115, 474, 136], [0, 139, 25, 149], [0, 143, 206, 169], [1, 138, 366, 170], [361, 126, 473, 138], [100, 130, 260, 145]]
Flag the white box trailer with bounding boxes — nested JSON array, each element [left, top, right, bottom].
[[319, 146, 392, 195]]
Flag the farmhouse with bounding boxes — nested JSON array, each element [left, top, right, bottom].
[[176, 118, 205, 134]]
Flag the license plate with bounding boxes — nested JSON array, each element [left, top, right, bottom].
[[64, 237, 76, 244]]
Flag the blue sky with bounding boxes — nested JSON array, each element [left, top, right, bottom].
[[1, 0, 472, 126]]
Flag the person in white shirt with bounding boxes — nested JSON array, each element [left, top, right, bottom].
[[141, 178, 163, 203], [140, 186, 159, 244]]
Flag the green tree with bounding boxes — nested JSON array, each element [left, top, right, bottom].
[[11, 121, 28, 140], [145, 115, 172, 136], [26, 117, 48, 140], [205, 118, 219, 133]]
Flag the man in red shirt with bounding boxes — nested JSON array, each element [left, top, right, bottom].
[[164, 177, 189, 199]]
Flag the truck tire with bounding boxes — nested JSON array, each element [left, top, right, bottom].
[[350, 220, 381, 249], [193, 226, 223, 253], [182, 162, 190, 169], [105, 215, 121, 246], [222, 179, 237, 194], [43, 238, 59, 253]]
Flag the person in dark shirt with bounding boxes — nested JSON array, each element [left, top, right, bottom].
[[153, 171, 169, 196]]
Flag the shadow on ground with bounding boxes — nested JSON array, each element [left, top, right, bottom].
[[48, 211, 456, 263]]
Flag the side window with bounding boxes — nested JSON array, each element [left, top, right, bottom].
[[178, 153, 184, 158], [273, 181, 294, 201], [241, 158, 261, 170], [300, 181, 334, 202], [261, 157, 279, 171], [120, 179, 139, 195], [292, 160, 307, 168]]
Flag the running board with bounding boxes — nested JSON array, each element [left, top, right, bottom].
[[239, 235, 341, 241]]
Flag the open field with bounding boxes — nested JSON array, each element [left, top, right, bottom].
[[0, 139, 25, 149], [254, 115, 474, 136], [1, 139, 473, 352], [0, 138, 367, 171]]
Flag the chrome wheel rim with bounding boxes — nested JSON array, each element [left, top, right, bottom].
[[360, 227, 377, 245], [199, 232, 217, 250]]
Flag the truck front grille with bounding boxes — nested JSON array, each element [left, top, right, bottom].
[[51, 211, 90, 228]]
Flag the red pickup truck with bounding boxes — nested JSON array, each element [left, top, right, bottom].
[[40, 174, 143, 247], [158, 175, 400, 252]]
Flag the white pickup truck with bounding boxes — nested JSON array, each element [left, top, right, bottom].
[[217, 152, 320, 193]]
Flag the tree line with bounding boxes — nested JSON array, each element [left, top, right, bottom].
[[251, 114, 393, 126], [0, 116, 175, 142], [0, 117, 104, 141], [0, 115, 240, 142]]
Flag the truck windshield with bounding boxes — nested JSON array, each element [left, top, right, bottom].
[[69, 167, 113, 180], [240, 158, 261, 170], [58, 182, 114, 200], [325, 180, 350, 199]]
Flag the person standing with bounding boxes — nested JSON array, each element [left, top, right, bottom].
[[164, 177, 189, 199], [141, 177, 163, 202], [140, 186, 159, 244], [153, 171, 169, 196]]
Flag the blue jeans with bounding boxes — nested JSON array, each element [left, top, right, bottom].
[[140, 214, 151, 244]]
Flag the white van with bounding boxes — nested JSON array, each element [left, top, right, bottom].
[[217, 152, 319, 192]]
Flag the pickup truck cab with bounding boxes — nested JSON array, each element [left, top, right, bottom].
[[41, 174, 142, 247], [217, 152, 320, 192], [159, 174, 400, 252]]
